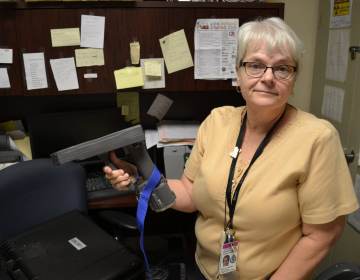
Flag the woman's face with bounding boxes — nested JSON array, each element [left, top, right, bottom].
[[236, 41, 296, 111]]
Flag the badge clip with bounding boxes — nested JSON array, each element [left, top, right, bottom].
[[229, 146, 240, 159]]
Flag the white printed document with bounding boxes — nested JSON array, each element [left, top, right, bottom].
[[80, 15, 105, 49], [325, 29, 349, 82], [23, 52, 48, 90], [145, 129, 160, 149], [50, 57, 79, 91], [321, 85, 344, 123], [194, 18, 238, 80], [0, 68, 10, 88], [0, 48, 13, 64]]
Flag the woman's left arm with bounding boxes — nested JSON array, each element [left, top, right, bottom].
[[270, 216, 346, 280]]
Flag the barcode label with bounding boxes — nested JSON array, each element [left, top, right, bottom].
[[68, 237, 87, 250]]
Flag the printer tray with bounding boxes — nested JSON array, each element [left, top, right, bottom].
[[0, 211, 144, 280]]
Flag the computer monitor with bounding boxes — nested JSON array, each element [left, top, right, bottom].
[[26, 108, 129, 159]]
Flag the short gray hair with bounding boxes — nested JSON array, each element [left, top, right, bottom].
[[236, 17, 304, 69]]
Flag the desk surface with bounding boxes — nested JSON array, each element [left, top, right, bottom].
[[88, 194, 137, 209], [13, 136, 136, 209]]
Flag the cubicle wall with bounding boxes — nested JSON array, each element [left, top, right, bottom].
[[0, 2, 284, 123]]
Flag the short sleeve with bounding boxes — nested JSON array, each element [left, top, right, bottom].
[[298, 123, 359, 224], [184, 112, 213, 181]]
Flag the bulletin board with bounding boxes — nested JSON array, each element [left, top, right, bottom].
[[0, 1, 284, 122]]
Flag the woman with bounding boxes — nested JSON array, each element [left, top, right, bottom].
[[104, 17, 359, 279]]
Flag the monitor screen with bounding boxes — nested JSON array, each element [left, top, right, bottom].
[[26, 108, 130, 158]]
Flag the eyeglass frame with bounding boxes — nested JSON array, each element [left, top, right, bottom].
[[239, 61, 297, 80]]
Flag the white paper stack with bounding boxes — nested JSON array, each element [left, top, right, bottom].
[[156, 121, 199, 147]]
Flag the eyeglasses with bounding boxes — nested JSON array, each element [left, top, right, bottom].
[[240, 61, 297, 80]]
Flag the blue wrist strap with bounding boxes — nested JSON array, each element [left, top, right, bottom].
[[136, 166, 161, 279]]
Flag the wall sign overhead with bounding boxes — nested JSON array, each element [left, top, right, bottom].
[[330, 0, 352, 28]]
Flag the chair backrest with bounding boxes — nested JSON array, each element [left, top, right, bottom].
[[315, 262, 360, 280], [0, 158, 87, 241]]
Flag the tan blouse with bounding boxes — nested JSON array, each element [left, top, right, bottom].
[[184, 106, 359, 280]]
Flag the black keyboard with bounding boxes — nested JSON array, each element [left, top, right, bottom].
[[84, 166, 133, 200]]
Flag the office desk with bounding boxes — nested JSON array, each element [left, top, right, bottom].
[[88, 194, 137, 209]]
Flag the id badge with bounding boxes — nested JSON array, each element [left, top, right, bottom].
[[219, 234, 238, 275]]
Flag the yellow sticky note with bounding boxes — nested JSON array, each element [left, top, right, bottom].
[[130, 42, 140, 65], [116, 92, 140, 124], [75, 48, 104, 67], [159, 29, 193, 74], [144, 60, 162, 77], [50, 28, 80, 47], [114, 67, 144, 90]]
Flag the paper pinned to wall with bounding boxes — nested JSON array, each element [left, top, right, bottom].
[[159, 29, 193, 74], [194, 18, 238, 80], [0, 68, 10, 88], [140, 58, 165, 89], [0, 48, 13, 64], [130, 41, 140, 65], [330, 0, 352, 28], [80, 15, 105, 49], [321, 85, 344, 122], [348, 174, 360, 232], [50, 57, 79, 91], [23, 52, 48, 90], [84, 73, 98, 79], [144, 60, 162, 77], [50, 28, 80, 47], [114, 66, 144, 89], [325, 29, 349, 82], [75, 48, 104, 67], [147, 93, 173, 120]]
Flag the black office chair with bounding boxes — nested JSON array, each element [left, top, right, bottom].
[[0, 158, 88, 241], [314, 263, 360, 280], [0, 158, 146, 280], [0, 158, 141, 239]]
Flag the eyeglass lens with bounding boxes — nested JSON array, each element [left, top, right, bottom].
[[243, 62, 295, 80]]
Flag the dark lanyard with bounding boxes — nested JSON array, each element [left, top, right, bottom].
[[225, 109, 286, 230]]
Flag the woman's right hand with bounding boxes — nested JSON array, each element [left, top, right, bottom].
[[103, 151, 138, 191]]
